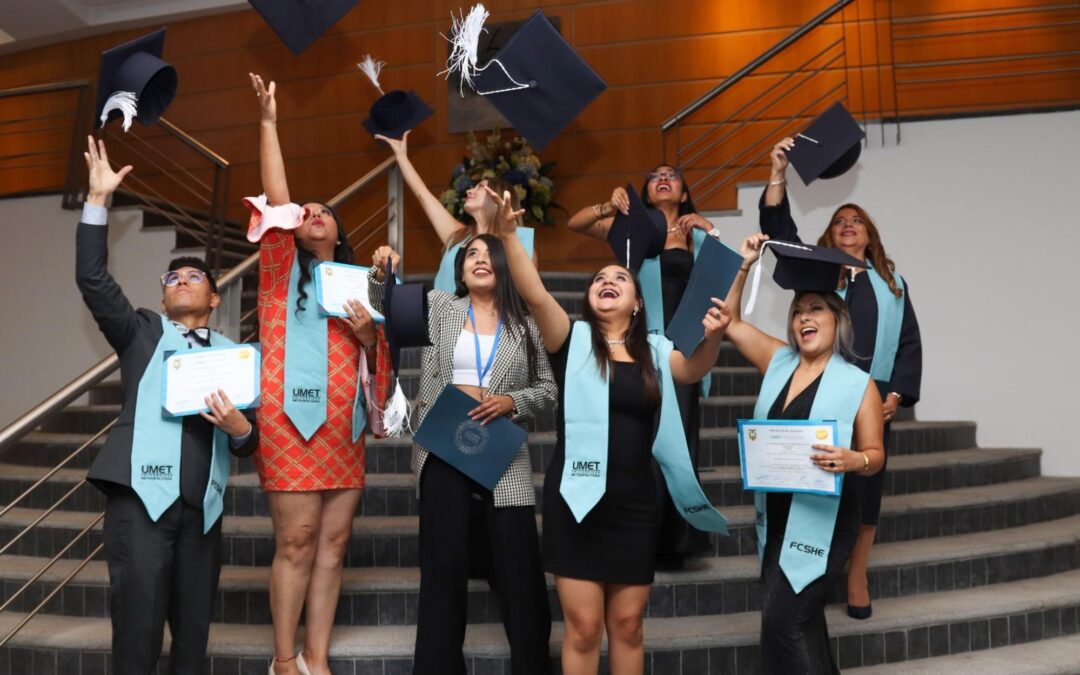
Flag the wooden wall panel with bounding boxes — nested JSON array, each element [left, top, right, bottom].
[[0, 0, 1076, 270]]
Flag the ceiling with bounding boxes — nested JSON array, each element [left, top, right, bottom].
[[0, 0, 246, 54]]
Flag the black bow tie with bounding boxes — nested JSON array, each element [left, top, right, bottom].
[[173, 323, 211, 345]]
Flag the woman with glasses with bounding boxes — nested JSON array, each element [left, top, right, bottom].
[[567, 165, 718, 569], [245, 74, 392, 675]]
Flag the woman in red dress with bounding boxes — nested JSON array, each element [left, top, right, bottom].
[[247, 73, 392, 675]]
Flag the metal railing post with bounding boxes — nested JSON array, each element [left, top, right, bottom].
[[387, 164, 405, 273]]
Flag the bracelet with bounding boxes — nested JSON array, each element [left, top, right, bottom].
[[889, 392, 904, 404], [739, 265, 751, 273], [860, 452, 870, 473], [768, 178, 786, 186], [593, 202, 611, 219]]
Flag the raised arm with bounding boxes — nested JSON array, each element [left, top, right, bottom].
[[485, 188, 570, 352], [723, 234, 787, 374], [376, 131, 466, 246], [668, 297, 728, 384], [250, 73, 290, 205], [759, 138, 802, 243], [75, 136, 140, 353], [566, 185, 629, 241]]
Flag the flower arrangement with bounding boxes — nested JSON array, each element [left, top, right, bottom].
[[439, 128, 559, 225]]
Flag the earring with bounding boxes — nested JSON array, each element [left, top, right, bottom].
[[632, 306, 640, 317]]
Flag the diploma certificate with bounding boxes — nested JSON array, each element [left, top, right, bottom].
[[737, 419, 841, 496], [161, 344, 261, 417], [314, 262, 385, 321]]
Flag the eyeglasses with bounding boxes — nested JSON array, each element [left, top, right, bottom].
[[646, 170, 682, 182], [161, 270, 208, 287]]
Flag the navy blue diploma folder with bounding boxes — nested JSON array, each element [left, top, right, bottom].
[[413, 384, 527, 491], [666, 236, 744, 357]]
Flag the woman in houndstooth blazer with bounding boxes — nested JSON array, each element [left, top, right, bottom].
[[368, 233, 557, 675]]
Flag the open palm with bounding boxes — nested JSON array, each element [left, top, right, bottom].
[[84, 136, 132, 197]]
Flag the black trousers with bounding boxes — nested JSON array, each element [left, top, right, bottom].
[[413, 456, 551, 675], [103, 487, 222, 675]]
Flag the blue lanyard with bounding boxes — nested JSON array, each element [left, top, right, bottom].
[[467, 305, 503, 388]]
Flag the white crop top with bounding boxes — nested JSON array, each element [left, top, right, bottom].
[[452, 329, 497, 387]]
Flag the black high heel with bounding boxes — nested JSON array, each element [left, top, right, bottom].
[[847, 603, 872, 620]]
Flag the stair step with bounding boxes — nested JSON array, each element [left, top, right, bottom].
[[4, 513, 1078, 624], [2, 477, 1078, 566], [848, 633, 1080, 673], [0, 447, 1043, 516], [2, 568, 1079, 672]]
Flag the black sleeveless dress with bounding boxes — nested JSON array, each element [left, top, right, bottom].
[[542, 341, 662, 585], [759, 372, 859, 675]]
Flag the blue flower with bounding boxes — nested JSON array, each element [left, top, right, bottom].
[[515, 162, 539, 179], [452, 163, 466, 179], [504, 169, 528, 186], [453, 173, 474, 192]]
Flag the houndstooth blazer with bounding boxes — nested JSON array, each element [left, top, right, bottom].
[[369, 272, 557, 507]]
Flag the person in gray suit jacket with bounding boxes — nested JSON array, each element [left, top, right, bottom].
[[76, 136, 258, 675], [368, 234, 557, 675]]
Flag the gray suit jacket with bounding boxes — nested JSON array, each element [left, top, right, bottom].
[[370, 275, 557, 507]]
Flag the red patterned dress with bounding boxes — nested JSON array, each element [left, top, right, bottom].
[[253, 226, 391, 492]]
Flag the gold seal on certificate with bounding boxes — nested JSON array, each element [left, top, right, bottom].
[[161, 344, 262, 417], [737, 419, 841, 496], [313, 261, 385, 321]]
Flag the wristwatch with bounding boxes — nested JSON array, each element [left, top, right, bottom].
[[707, 227, 721, 240]]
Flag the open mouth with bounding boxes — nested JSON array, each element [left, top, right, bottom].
[[472, 267, 491, 277], [598, 287, 620, 299], [799, 326, 818, 340], [656, 184, 672, 193]]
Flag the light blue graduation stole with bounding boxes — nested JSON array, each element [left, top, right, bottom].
[[639, 229, 712, 396], [130, 315, 231, 533], [837, 261, 905, 382], [752, 346, 869, 593], [560, 321, 728, 533], [284, 255, 368, 442], [433, 227, 535, 293]]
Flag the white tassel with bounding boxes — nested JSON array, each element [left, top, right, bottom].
[[381, 379, 413, 437], [99, 91, 138, 132], [357, 55, 386, 95], [744, 240, 812, 315], [441, 4, 490, 95]]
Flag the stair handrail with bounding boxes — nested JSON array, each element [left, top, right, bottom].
[[661, 0, 855, 133]]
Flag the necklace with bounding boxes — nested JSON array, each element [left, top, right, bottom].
[[605, 338, 626, 346]]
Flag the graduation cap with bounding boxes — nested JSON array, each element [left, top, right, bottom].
[[442, 6, 607, 150], [248, 0, 358, 56], [380, 261, 431, 435], [95, 28, 177, 132], [606, 184, 667, 273], [744, 240, 868, 314], [357, 55, 433, 140], [784, 102, 866, 185]]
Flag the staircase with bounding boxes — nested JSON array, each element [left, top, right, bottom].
[[1, 272, 1078, 674]]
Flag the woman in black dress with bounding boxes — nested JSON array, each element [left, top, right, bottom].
[[761, 138, 923, 618], [492, 187, 728, 675], [724, 233, 885, 674], [567, 165, 717, 568]]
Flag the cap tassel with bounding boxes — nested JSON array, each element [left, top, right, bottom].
[[357, 55, 386, 96], [100, 91, 138, 132], [441, 4, 531, 97], [744, 240, 812, 315], [380, 379, 413, 437]]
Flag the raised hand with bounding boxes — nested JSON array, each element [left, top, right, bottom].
[[674, 213, 713, 237], [84, 136, 132, 205], [249, 72, 277, 123], [770, 137, 794, 175], [739, 233, 770, 265], [483, 186, 526, 232], [702, 297, 731, 340], [374, 130, 409, 157], [610, 186, 630, 216]]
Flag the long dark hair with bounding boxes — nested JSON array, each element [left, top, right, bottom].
[[295, 202, 353, 315], [640, 164, 698, 217], [580, 265, 660, 403], [453, 234, 539, 382]]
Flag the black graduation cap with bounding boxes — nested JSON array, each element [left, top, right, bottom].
[[95, 28, 177, 131], [248, 0, 358, 56], [767, 240, 868, 292], [357, 56, 433, 140], [381, 261, 431, 373], [606, 184, 667, 273], [453, 8, 607, 151], [785, 102, 866, 185]]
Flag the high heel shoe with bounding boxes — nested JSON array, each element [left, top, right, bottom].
[[847, 603, 872, 620], [296, 652, 312, 675]]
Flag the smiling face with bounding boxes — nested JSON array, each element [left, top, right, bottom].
[[644, 165, 687, 207], [828, 206, 871, 256], [461, 237, 497, 293], [161, 266, 219, 319], [789, 292, 838, 358], [587, 265, 640, 319], [296, 202, 340, 252]]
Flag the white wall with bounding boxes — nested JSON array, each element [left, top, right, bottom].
[[708, 110, 1080, 476], [0, 196, 176, 427]]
